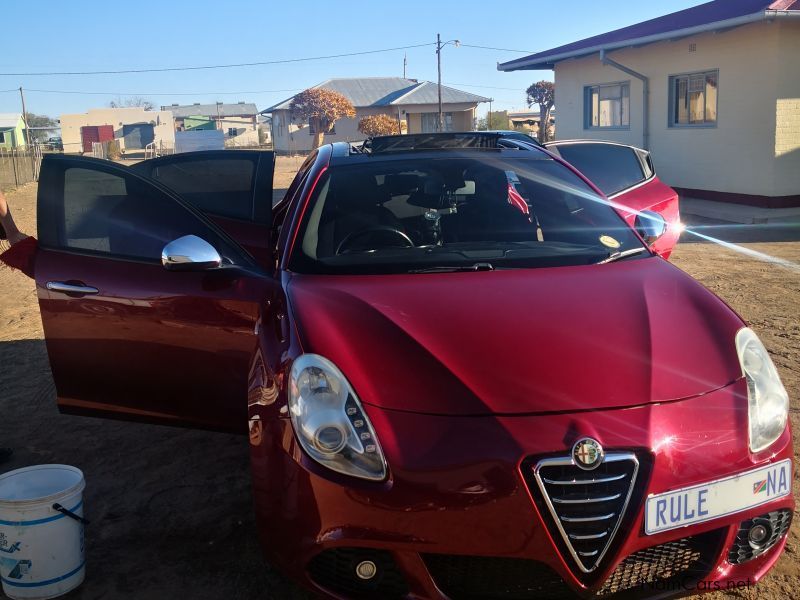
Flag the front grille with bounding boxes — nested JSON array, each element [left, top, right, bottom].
[[422, 554, 573, 600], [307, 548, 409, 599], [423, 532, 723, 600], [728, 509, 792, 564], [598, 529, 725, 595], [530, 452, 639, 573]]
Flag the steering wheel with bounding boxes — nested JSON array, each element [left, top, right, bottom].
[[336, 226, 415, 255]]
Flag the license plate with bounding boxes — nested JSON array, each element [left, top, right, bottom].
[[645, 459, 791, 535]]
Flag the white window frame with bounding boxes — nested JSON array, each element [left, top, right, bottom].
[[668, 69, 719, 128], [584, 81, 630, 130]]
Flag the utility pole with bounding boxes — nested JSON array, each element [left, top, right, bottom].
[[19, 87, 36, 175], [436, 34, 443, 132], [403, 53, 407, 79], [435, 35, 459, 132]]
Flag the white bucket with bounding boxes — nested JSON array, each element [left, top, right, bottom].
[[0, 465, 86, 600]]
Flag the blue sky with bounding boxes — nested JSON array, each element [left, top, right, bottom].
[[0, 0, 701, 118]]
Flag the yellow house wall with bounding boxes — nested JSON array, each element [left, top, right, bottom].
[[553, 20, 798, 197], [60, 107, 175, 154]]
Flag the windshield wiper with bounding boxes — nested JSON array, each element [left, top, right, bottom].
[[409, 262, 495, 274], [596, 247, 648, 264]]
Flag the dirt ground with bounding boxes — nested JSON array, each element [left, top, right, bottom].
[[1, 159, 798, 599]]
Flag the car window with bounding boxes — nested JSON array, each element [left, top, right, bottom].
[[144, 158, 256, 221], [272, 152, 316, 249], [40, 163, 247, 265], [550, 143, 646, 196], [290, 156, 644, 275]]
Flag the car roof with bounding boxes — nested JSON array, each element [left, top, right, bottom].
[[328, 142, 554, 166], [328, 132, 552, 165]]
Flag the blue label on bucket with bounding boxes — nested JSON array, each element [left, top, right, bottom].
[[0, 534, 21, 555], [1, 560, 85, 588]]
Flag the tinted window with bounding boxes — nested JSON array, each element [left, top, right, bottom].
[[145, 158, 256, 220], [42, 164, 245, 264], [290, 156, 644, 275], [551, 143, 645, 196]]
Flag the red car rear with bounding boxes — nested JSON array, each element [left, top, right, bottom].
[[28, 134, 791, 599]]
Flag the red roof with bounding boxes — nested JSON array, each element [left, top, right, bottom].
[[499, 0, 799, 71]]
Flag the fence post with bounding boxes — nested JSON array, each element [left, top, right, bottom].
[[11, 149, 19, 187]]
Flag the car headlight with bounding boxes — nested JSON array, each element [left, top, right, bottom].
[[736, 328, 789, 453], [288, 354, 387, 481]]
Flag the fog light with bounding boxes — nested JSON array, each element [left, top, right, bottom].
[[748, 522, 771, 548], [355, 560, 377, 580]]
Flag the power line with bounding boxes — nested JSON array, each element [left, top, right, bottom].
[[0, 41, 533, 78], [23, 87, 302, 96], [459, 44, 535, 53], [444, 82, 524, 91], [0, 43, 436, 76], [11, 83, 523, 98]]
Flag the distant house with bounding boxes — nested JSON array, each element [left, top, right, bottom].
[[163, 102, 260, 147], [264, 77, 490, 154], [0, 113, 27, 149], [498, 0, 800, 207], [508, 110, 556, 138], [60, 107, 176, 154]]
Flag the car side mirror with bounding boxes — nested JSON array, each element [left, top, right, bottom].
[[162, 235, 222, 271], [634, 210, 667, 246]]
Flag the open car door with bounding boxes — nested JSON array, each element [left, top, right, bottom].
[[131, 150, 274, 268], [35, 154, 283, 432], [544, 141, 680, 258]]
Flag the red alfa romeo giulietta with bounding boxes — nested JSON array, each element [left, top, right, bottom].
[[31, 133, 791, 599]]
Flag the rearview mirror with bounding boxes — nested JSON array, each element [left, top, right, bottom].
[[634, 210, 667, 246], [162, 235, 222, 271]]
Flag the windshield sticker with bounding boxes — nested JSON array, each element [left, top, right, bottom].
[[599, 235, 621, 249]]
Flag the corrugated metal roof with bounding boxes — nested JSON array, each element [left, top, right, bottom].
[[0, 113, 22, 128], [264, 78, 489, 112], [391, 81, 490, 105], [499, 0, 799, 71], [163, 103, 258, 118]]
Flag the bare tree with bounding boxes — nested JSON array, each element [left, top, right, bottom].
[[526, 81, 555, 143], [109, 96, 155, 111], [24, 112, 57, 141], [290, 88, 355, 149]]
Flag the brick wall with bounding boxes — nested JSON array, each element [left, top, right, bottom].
[[775, 98, 800, 157]]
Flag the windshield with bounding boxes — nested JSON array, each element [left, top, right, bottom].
[[290, 156, 647, 274]]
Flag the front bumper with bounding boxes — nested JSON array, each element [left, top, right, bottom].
[[248, 379, 793, 599]]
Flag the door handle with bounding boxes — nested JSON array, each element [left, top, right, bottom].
[[46, 281, 99, 296]]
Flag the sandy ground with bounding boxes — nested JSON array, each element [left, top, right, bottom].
[[1, 161, 799, 599]]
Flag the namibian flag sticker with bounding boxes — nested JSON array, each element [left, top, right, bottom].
[[753, 479, 768, 494]]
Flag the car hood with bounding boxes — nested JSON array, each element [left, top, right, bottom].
[[287, 258, 744, 416]]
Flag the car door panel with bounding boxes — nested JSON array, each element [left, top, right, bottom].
[[36, 154, 284, 432], [608, 177, 680, 259], [206, 214, 273, 267], [131, 150, 275, 269]]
